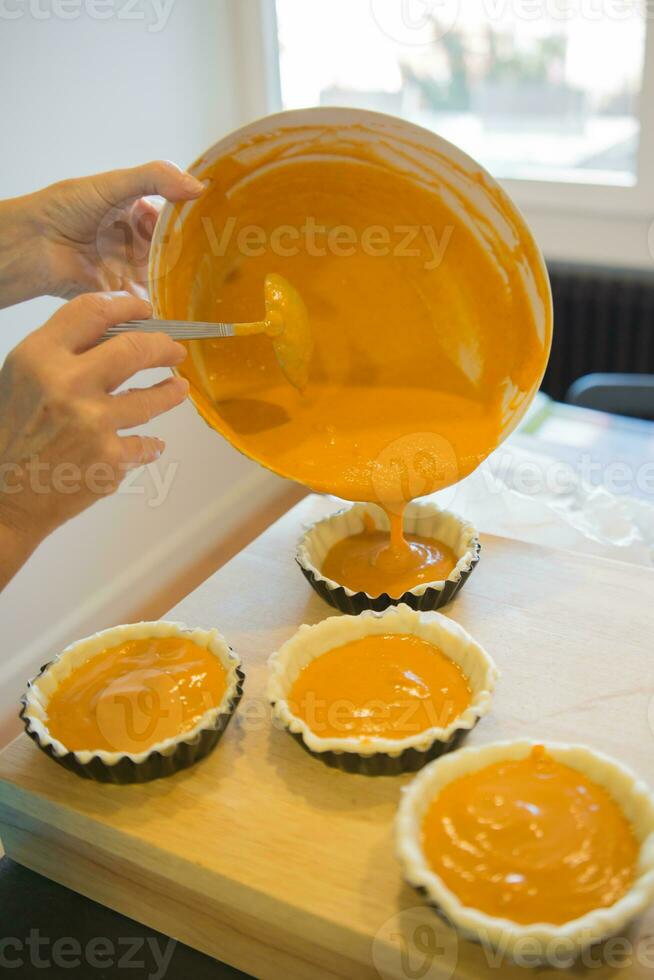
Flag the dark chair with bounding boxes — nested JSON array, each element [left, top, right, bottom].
[[565, 373, 654, 421]]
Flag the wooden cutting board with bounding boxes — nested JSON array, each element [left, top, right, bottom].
[[1, 494, 653, 980]]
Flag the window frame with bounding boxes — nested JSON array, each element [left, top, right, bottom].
[[231, 0, 654, 267]]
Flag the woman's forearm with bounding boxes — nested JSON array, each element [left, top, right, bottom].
[[0, 194, 48, 310], [0, 517, 40, 591]]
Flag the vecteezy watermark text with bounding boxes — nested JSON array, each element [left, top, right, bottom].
[[0, 455, 179, 508], [0, 931, 176, 978], [0, 0, 176, 32], [201, 217, 455, 272], [98, 212, 456, 286], [372, 906, 654, 979], [91, 685, 461, 751], [370, 0, 653, 49]]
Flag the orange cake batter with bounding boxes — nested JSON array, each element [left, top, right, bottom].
[[322, 512, 456, 596], [47, 637, 228, 754], [152, 113, 551, 572], [422, 745, 638, 925], [288, 633, 472, 740]]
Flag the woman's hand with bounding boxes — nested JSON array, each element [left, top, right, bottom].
[[0, 291, 188, 589], [0, 161, 204, 308]]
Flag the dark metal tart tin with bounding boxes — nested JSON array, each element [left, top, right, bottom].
[[20, 662, 244, 785], [268, 605, 497, 777], [297, 547, 480, 614], [296, 503, 481, 614], [285, 723, 471, 776]]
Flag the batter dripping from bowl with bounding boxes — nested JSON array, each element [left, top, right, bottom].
[[150, 109, 552, 593]]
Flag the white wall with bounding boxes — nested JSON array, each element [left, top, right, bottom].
[[0, 1, 289, 722]]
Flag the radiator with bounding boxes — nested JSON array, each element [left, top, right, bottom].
[[542, 261, 654, 401]]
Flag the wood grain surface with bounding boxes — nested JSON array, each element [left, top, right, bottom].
[[1, 494, 653, 980]]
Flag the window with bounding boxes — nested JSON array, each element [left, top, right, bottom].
[[275, 0, 646, 188], [233, 0, 654, 266]]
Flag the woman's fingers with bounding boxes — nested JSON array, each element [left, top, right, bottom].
[[111, 376, 189, 430], [44, 292, 152, 353], [93, 160, 204, 208], [48, 290, 188, 391], [119, 435, 167, 470], [124, 281, 150, 301], [86, 329, 187, 392], [0, 287, 189, 565]]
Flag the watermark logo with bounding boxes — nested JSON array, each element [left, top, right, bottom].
[[480, 927, 654, 970], [96, 204, 183, 287], [95, 669, 188, 752], [370, 0, 460, 45], [370, 0, 650, 40], [0, 0, 176, 32], [284, 693, 460, 737], [372, 432, 460, 517], [373, 911, 654, 976], [0, 455, 180, 508], [200, 216, 454, 272], [0, 931, 175, 978], [372, 907, 459, 980], [97, 212, 455, 289]]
